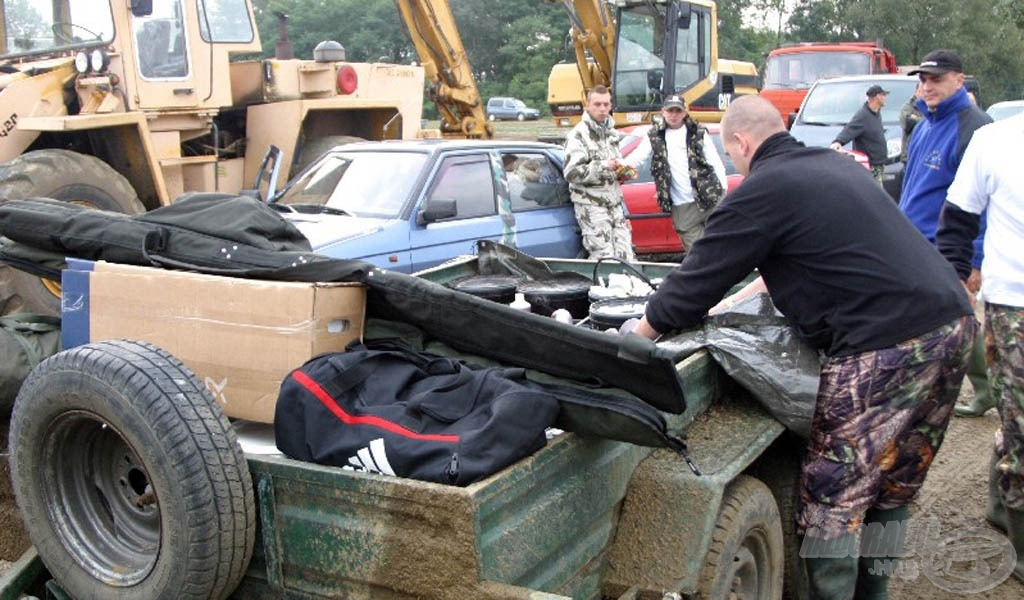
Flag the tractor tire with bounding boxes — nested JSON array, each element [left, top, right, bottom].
[[0, 150, 143, 315], [697, 475, 784, 600], [293, 135, 366, 176], [10, 340, 256, 600]]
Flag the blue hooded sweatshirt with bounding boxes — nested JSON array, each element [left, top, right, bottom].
[[900, 86, 991, 268]]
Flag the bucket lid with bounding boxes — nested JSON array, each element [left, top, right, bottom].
[[589, 297, 648, 328], [448, 275, 520, 296], [517, 278, 591, 296]]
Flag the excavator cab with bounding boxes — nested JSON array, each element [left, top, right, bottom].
[[611, 0, 715, 114]]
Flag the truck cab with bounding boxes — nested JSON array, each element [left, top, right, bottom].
[[760, 42, 898, 125]]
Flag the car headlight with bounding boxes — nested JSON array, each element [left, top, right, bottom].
[[887, 138, 902, 159]]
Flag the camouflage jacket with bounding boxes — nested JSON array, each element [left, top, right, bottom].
[[563, 112, 625, 207], [648, 116, 725, 212]]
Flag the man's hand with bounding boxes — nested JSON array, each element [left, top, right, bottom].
[[632, 316, 661, 340], [967, 268, 982, 295]]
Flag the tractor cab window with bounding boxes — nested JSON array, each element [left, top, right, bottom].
[[197, 0, 254, 43], [2, 0, 114, 57], [132, 0, 189, 79], [672, 6, 710, 97], [614, 4, 666, 108]]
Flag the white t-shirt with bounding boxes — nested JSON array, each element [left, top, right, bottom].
[[624, 125, 727, 206], [945, 112, 1024, 307]]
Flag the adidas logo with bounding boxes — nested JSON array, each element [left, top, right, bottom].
[[343, 438, 396, 476]]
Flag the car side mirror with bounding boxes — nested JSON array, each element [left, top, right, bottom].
[[130, 0, 153, 17], [418, 197, 457, 225]]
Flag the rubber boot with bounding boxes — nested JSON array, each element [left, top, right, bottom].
[[955, 332, 994, 417], [986, 452, 1008, 533], [855, 506, 909, 600], [801, 532, 858, 600], [1006, 508, 1024, 583]]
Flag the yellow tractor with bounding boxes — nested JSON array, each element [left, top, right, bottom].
[[0, 0, 425, 313]]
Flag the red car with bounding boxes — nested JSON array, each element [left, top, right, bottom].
[[619, 124, 868, 255]]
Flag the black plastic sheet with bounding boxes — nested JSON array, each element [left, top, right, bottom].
[[660, 293, 821, 438]]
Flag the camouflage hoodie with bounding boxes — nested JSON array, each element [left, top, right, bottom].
[[563, 111, 626, 208]]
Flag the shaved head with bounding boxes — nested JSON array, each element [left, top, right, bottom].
[[719, 96, 787, 176], [721, 95, 786, 145]]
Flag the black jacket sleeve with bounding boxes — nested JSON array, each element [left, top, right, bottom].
[[834, 105, 867, 146], [937, 201, 981, 280]]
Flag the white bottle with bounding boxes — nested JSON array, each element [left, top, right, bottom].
[[510, 293, 532, 312]]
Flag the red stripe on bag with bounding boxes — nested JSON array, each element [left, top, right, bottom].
[[291, 370, 460, 443]]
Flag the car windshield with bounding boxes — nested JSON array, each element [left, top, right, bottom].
[[2, 0, 115, 58], [514, 100, 527, 109], [764, 52, 871, 90], [799, 79, 918, 125], [275, 151, 427, 219], [987, 103, 1024, 121]]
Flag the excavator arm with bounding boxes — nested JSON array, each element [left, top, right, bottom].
[[550, 0, 616, 93], [395, 0, 493, 139]]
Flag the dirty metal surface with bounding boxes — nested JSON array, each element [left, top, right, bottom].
[[243, 428, 651, 599], [604, 397, 785, 598]]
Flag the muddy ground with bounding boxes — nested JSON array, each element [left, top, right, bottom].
[[2, 380, 1022, 597]]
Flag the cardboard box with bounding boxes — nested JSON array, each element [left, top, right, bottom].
[[62, 261, 365, 423]]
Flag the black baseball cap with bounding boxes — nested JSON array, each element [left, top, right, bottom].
[[908, 49, 964, 76], [866, 85, 889, 97], [662, 94, 686, 110]]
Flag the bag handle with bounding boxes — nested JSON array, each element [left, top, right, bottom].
[[592, 257, 657, 290], [318, 340, 470, 400]]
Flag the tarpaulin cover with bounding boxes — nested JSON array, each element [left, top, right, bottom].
[[658, 293, 821, 438]]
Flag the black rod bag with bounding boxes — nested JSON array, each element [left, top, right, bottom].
[[361, 268, 688, 414], [0, 195, 371, 279]]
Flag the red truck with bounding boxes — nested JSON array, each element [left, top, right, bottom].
[[760, 41, 898, 126]]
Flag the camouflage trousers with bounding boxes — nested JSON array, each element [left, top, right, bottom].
[[797, 315, 975, 539], [871, 165, 885, 186], [572, 201, 635, 262], [987, 303, 1024, 510]]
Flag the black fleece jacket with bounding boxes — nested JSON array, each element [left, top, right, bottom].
[[833, 101, 888, 166], [644, 132, 971, 357]]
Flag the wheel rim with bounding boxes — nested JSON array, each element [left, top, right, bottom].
[[725, 527, 773, 599], [39, 200, 104, 301], [43, 411, 160, 586]]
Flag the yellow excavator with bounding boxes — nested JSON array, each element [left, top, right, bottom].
[[547, 0, 760, 126], [396, 0, 493, 139], [397, 0, 758, 140]]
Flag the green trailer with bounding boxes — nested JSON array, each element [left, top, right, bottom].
[[1, 257, 803, 600]]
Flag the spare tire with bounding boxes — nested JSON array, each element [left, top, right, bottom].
[[10, 340, 255, 600]]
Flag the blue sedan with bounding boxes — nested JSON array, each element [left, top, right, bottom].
[[270, 140, 582, 272]]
